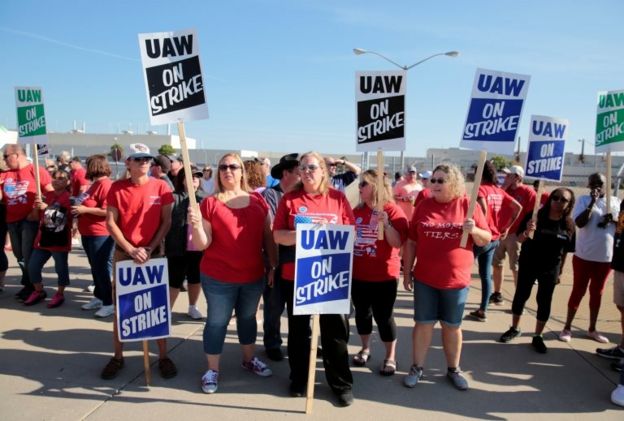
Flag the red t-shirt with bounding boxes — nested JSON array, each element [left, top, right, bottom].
[[408, 195, 489, 289], [78, 178, 112, 236], [0, 165, 52, 223], [273, 188, 355, 281], [506, 184, 536, 234], [34, 190, 72, 252], [353, 202, 408, 281], [106, 178, 173, 247], [71, 167, 90, 197], [478, 183, 517, 241], [413, 188, 431, 209], [199, 193, 269, 283]]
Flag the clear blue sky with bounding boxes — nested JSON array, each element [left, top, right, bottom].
[[1, 0, 622, 157]]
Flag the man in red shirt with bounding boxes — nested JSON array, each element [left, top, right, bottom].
[[0, 144, 53, 300], [100, 143, 176, 380], [69, 156, 90, 198], [491, 165, 536, 304]]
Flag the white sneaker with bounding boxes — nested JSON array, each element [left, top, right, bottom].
[[612, 384, 624, 407], [187, 305, 204, 320], [82, 298, 103, 310], [201, 369, 219, 394], [558, 329, 572, 342], [87, 284, 96, 293], [95, 305, 114, 318]]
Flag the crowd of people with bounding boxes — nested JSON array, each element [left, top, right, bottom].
[[1, 143, 623, 408]]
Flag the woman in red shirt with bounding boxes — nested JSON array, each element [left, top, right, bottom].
[[273, 151, 356, 406], [23, 170, 73, 308], [351, 169, 408, 376], [402, 164, 491, 391], [470, 160, 521, 321], [189, 153, 276, 395], [71, 155, 115, 318]]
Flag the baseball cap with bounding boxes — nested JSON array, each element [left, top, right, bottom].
[[153, 155, 171, 172], [407, 165, 418, 173], [507, 165, 525, 178], [419, 170, 432, 179], [127, 143, 153, 160]]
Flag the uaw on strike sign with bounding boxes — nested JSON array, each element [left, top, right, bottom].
[[15, 86, 49, 154], [293, 224, 354, 315], [116, 258, 171, 342], [355, 71, 406, 152], [460, 68, 530, 154], [138, 28, 209, 125]]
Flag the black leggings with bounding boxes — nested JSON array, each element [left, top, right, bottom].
[[351, 279, 397, 342], [511, 265, 558, 322]]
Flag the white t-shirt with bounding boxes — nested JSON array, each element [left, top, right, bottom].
[[572, 194, 620, 262]]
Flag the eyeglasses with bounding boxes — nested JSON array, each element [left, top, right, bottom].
[[218, 164, 241, 172], [429, 178, 446, 184], [132, 157, 151, 163], [551, 195, 570, 203], [358, 181, 369, 188], [299, 164, 320, 172]]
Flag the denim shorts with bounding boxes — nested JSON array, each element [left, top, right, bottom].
[[413, 280, 469, 327]]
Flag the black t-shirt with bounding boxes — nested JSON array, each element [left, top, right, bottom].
[[612, 201, 624, 271], [517, 211, 574, 272], [331, 171, 357, 192]]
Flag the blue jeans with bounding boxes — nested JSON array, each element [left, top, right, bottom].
[[201, 274, 263, 354], [263, 271, 286, 351], [28, 249, 70, 286], [82, 235, 114, 305], [7, 219, 39, 287], [473, 240, 499, 312]]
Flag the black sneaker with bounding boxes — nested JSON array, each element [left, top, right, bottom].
[[289, 382, 305, 397], [266, 348, 284, 362], [489, 292, 504, 305], [532, 335, 548, 353], [15, 286, 34, 301], [499, 327, 521, 343], [596, 346, 624, 360], [611, 360, 623, 372], [336, 390, 354, 407]]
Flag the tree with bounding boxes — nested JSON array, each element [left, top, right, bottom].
[[490, 155, 512, 170], [110, 143, 123, 161], [158, 144, 175, 156]]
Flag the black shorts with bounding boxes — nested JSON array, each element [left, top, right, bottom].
[[167, 252, 202, 289]]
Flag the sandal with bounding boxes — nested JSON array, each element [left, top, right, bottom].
[[352, 350, 371, 367], [380, 359, 396, 376]]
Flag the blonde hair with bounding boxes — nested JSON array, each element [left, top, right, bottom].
[[295, 151, 330, 195], [357, 169, 393, 209], [215, 153, 249, 200], [433, 163, 465, 198]]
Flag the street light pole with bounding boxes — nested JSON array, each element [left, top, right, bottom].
[[353, 48, 459, 170]]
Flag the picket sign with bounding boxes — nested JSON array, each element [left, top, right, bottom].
[[527, 180, 544, 239], [606, 153, 612, 212], [33, 143, 42, 201], [305, 314, 321, 414], [177, 120, 200, 222], [460, 150, 487, 247], [376, 150, 384, 240]]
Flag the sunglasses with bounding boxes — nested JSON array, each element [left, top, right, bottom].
[[327, 163, 337, 167], [429, 178, 446, 184], [218, 164, 241, 172], [3, 153, 17, 159], [299, 164, 320, 172], [358, 181, 369, 188], [132, 157, 151, 163], [551, 195, 570, 203]]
